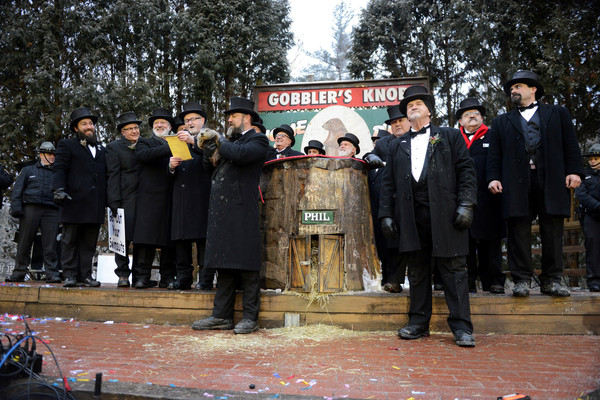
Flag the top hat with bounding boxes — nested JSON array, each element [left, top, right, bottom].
[[117, 111, 142, 131], [35, 141, 56, 154], [69, 107, 98, 132], [179, 101, 207, 120], [503, 70, 545, 100], [399, 85, 435, 116], [385, 105, 406, 125], [273, 124, 296, 147], [172, 115, 184, 131], [148, 107, 174, 127], [223, 97, 259, 122], [455, 97, 486, 120], [583, 143, 600, 158], [252, 116, 266, 134], [372, 129, 391, 142], [337, 133, 360, 154], [304, 140, 326, 155]]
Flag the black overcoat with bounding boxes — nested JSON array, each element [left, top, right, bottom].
[[132, 135, 173, 246], [487, 104, 584, 218], [52, 138, 107, 224], [204, 129, 269, 271], [379, 125, 477, 257], [106, 138, 140, 240], [266, 146, 303, 161], [170, 144, 211, 240], [461, 126, 505, 240]]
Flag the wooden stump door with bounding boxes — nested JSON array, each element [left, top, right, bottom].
[[288, 234, 344, 293]]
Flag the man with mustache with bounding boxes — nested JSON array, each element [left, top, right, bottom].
[[487, 70, 584, 298], [53, 107, 107, 287]]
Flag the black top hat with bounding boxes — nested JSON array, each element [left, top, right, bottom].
[[251, 116, 266, 134], [69, 107, 98, 132], [583, 143, 600, 158], [179, 101, 207, 120], [172, 115, 184, 131], [337, 133, 360, 154], [304, 140, 326, 155], [223, 97, 259, 122], [385, 105, 406, 125], [455, 97, 486, 120], [273, 124, 296, 147], [117, 111, 142, 131], [503, 70, 545, 100], [372, 129, 391, 142], [148, 107, 174, 127], [399, 85, 435, 116], [35, 141, 56, 154]]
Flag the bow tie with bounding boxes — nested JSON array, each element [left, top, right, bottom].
[[410, 126, 429, 138], [517, 102, 537, 112]]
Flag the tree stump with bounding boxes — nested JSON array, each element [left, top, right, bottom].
[[260, 156, 381, 292]]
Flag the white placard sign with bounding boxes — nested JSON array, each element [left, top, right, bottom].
[[107, 208, 126, 256]]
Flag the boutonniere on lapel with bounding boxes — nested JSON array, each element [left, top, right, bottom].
[[80, 139, 87, 147], [128, 142, 137, 150], [429, 134, 442, 146]]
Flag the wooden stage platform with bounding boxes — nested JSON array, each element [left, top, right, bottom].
[[0, 283, 598, 335]]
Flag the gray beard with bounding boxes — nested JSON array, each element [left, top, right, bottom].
[[226, 126, 242, 139], [153, 128, 171, 137]]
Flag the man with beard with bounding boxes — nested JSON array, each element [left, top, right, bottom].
[[191, 97, 268, 334], [266, 124, 302, 161], [167, 101, 213, 290], [337, 133, 360, 158], [132, 107, 177, 288], [105, 112, 142, 287], [53, 107, 106, 287], [379, 85, 477, 347], [487, 70, 584, 297]]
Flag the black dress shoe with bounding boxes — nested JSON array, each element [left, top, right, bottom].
[[159, 279, 173, 289], [134, 280, 150, 289], [81, 277, 101, 287], [191, 316, 234, 330], [117, 277, 130, 287], [167, 279, 191, 290], [234, 319, 259, 334], [489, 284, 505, 294], [5, 274, 26, 282], [398, 324, 430, 340], [512, 281, 530, 297], [540, 282, 570, 297], [433, 283, 444, 291], [46, 275, 62, 283], [589, 283, 600, 292], [383, 282, 402, 293], [63, 278, 77, 287], [454, 330, 476, 347]]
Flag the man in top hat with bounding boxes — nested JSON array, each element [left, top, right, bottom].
[[132, 107, 177, 288], [252, 116, 267, 134], [166, 101, 214, 291], [53, 107, 106, 287], [575, 144, 600, 292], [105, 111, 142, 287], [456, 98, 506, 294], [487, 70, 584, 297], [172, 116, 185, 133], [6, 142, 61, 283], [379, 85, 477, 347], [304, 140, 326, 156], [266, 124, 302, 161], [371, 129, 391, 144], [192, 96, 269, 334], [337, 133, 360, 158], [363, 105, 412, 293]]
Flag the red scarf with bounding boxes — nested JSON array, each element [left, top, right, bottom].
[[460, 123, 488, 149]]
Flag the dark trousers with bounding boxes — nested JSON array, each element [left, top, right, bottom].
[[135, 244, 176, 283], [173, 238, 215, 287], [467, 237, 505, 290], [14, 204, 59, 278], [61, 223, 100, 281], [582, 216, 600, 286], [212, 269, 260, 321], [385, 248, 407, 284], [406, 204, 473, 334], [113, 240, 137, 282], [506, 171, 564, 285]]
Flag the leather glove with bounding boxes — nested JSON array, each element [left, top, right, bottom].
[[380, 217, 398, 240], [203, 139, 218, 158], [53, 188, 72, 206], [363, 153, 384, 169], [453, 204, 474, 230], [10, 208, 23, 218]]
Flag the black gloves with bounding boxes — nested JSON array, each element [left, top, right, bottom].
[[10, 208, 23, 218], [203, 139, 218, 158], [53, 188, 72, 206], [380, 217, 398, 240], [453, 204, 474, 230], [363, 153, 384, 169]]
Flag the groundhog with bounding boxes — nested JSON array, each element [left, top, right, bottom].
[[196, 128, 222, 166]]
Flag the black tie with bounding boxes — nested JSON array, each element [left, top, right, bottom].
[[518, 102, 537, 112], [410, 125, 429, 138]]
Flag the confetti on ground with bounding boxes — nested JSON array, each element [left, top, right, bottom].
[[104, 321, 114, 324], [203, 394, 214, 398], [392, 365, 401, 369], [273, 372, 281, 378]]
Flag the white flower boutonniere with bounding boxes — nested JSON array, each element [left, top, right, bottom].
[[429, 134, 442, 145]]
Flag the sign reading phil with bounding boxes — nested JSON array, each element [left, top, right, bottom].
[[255, 78, 429, 112], [302, 210, 334, 225]]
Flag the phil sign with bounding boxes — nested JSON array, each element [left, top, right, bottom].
[[302, 210, 334, 225]]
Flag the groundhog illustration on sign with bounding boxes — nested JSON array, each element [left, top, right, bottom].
[[322, 118, 348, 156]]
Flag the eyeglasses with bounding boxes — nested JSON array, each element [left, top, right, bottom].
[[122, 126, 140, 132], [462, 111, 481, 118], [184, 116, 203, 124], [275, 134, 289, 139]]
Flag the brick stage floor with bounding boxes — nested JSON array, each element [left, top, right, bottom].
[[1, 315, 599, 400]]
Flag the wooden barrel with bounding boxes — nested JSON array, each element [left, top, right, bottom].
[[260, 156, 381, 292]]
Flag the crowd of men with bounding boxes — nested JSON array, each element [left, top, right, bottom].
[[2, 70, 597, 344]]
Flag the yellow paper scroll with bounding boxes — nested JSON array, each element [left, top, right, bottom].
[[164, 135, 192, 160]]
